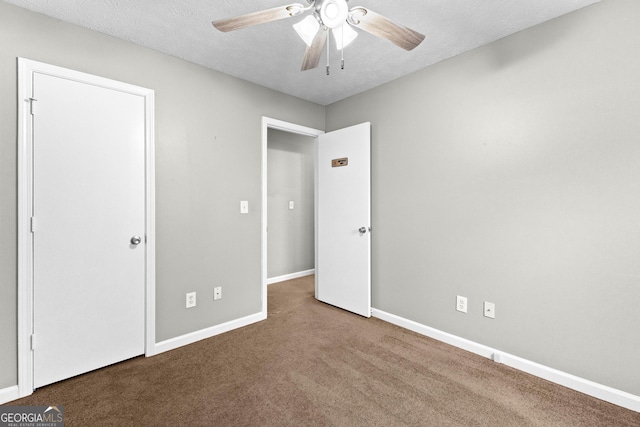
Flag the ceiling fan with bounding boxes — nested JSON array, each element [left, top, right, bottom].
[[212, 0, 425, 74]]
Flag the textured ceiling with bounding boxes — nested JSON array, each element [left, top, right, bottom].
[[3, 0, 599, 105]]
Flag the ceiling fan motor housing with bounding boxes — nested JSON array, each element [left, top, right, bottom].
[[316, 0, 348, 29]]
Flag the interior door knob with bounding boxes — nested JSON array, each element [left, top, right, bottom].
[[130, 236, 142, 245], [358, 227, 367, 235]]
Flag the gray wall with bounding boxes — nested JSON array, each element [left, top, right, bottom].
[[0, 2, 324, 389], [267, 129, 315, 278], [326, 0, 640, 396]]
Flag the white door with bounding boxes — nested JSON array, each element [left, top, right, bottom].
[[31, 71, 146, 387], [316, 123, 371, 317]]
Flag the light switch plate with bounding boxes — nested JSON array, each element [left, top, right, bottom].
[[240, 201, 248, 214], [289, 201, 294, 210]]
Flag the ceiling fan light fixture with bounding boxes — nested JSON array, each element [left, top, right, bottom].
[[293, 15, 320, 47], [320, 0, 348, 29], [333, 22, 358, 50], [325, 4, 339, 18]]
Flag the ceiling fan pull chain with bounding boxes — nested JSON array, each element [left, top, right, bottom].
[[326, 28, 331, 75], [341, 24, 345, 70]]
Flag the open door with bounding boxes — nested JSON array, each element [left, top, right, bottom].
[[316, 123, 371, 317]]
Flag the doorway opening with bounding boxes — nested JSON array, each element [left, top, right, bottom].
[[261, 118, 323, 317], [266, 128, 316, 284]]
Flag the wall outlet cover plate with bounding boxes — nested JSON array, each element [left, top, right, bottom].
[[484, 301, 496, 319], [186, 292, 196, 308], [456, 295, 467, 313]]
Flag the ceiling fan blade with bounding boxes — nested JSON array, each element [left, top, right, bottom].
[[348, 7, 425, 51], [301, 28, 328, 71], [213, 3, 307, 32]]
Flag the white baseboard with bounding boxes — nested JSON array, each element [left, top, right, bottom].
[[372, 308, 640, 413], [0, 385, 20, 405], [153, 311, 266, 355], [267, 269, 315, 285], [2, 313, 266, 403]]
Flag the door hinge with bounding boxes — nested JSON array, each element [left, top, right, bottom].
[[29, 98, 37, 116], [30, 334, 36, 350], [30, 216, 37, 233]]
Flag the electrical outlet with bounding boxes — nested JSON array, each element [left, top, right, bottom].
[[186, 292, 196, 308], [484, 301, 496, 319], [456, 295, 467, 313], [214, 287, 222, 301]]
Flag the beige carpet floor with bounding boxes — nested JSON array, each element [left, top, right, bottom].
[[7, 276, 640, 426]]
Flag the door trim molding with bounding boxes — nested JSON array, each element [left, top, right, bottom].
[[17, 58, 156, 398], [261, 117, 323, 318]]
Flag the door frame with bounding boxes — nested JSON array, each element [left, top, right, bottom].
[[17, 58, 156, 398], [261, 117, 323, 316]]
